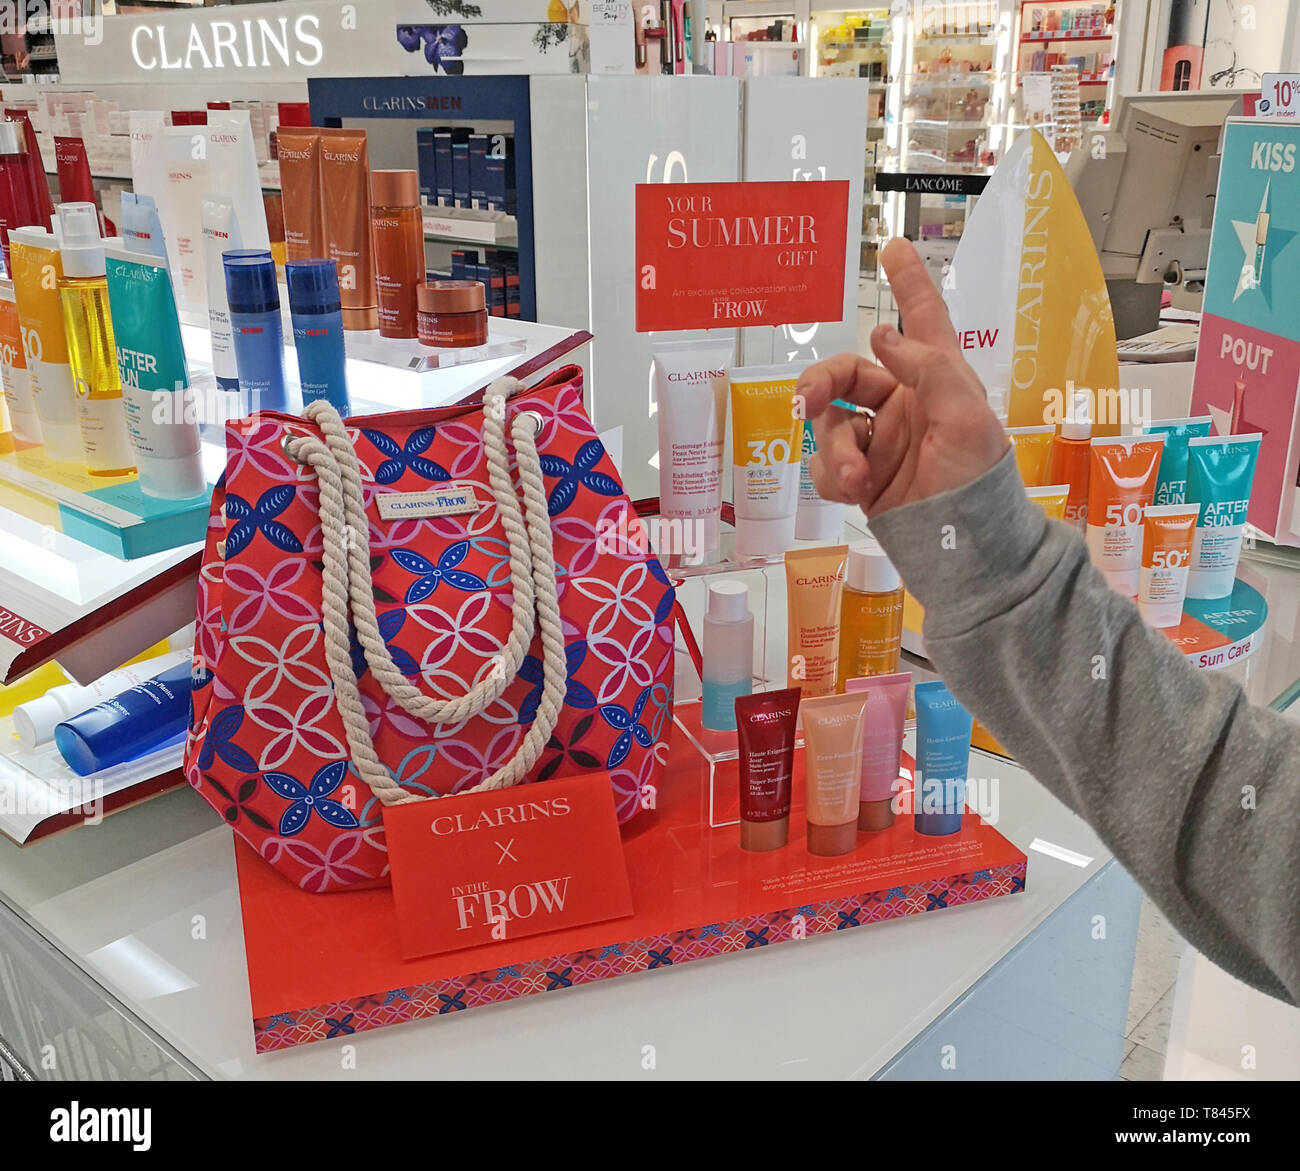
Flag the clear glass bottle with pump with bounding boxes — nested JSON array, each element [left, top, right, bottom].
[[56, 202, 135, 477], [701, 580, 754, 732], [836, 540, 903, 690]]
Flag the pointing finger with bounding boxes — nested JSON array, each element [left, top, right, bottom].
[[879, 237, 959, 352]]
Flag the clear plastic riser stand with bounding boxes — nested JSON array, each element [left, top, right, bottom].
[[665, 516, 868, 829]]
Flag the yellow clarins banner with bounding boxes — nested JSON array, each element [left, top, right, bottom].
[[943, 130, 1121, 436]]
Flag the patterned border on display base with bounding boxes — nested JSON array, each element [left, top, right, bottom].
[[252, 858, 1028, 1050]]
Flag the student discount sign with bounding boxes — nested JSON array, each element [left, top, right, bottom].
[[634, 180, 849, 332]]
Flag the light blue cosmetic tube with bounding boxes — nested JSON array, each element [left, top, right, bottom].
[[53, 661, 193, 777], [119, 192, 170, 271], [1185, 433, 1262, 600], [914, 680, 973, 837], [1144, 416, 1213, 506]]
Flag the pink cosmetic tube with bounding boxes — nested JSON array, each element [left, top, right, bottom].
[[844, 671, 911, 831]]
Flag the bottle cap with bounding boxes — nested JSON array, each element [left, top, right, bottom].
[[1185, 566, 1235, 602], [37, 417, 86, 464], [734, 511, 797, 558], [740, 815, 789, 852], [14, 688, 92, 750], [137, 450, 208, 500], [0, 121, 22, 155], [846, 539, 900, 593], [1101, 567, 1139, 598], [806, 819, 859, 856], [1138, 596, 1184, 629], [1061, 390, 1092, 439], [707, 580, 749, 623], [223, 250, 279, 315], [54, 202, 105, 277], [285, 258, 341, 316], [417, 279, 485, 315], [858, 799, 895, 831], [795, 500, 844, 542], [370, 168, 419, 208]]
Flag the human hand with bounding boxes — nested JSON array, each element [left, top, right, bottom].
[[800, 238, 1008, 519]]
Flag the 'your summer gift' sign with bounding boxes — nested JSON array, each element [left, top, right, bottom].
[[634, 180, 849, 331]]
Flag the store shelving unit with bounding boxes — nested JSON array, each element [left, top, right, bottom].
[[810, 8, 893, 277], [1014, 0, 1115, 122], [870, 0, 1013, 276]]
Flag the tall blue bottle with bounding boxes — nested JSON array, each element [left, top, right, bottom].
[[286, 258, 351, 416], [53, 661, 193, 777], [223, 249, 288, 413]]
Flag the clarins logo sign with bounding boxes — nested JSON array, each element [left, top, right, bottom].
[[362, 95, 465, 113], [666, 369, 725, 382], [130, 13, 324, 72]]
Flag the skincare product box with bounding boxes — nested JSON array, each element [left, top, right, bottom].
[[416, 127, 437, 205], [433, 127, 454, 206], [483, 134, 515, 213], [451, 129, 472, 209], [469, 132, 489, 209]]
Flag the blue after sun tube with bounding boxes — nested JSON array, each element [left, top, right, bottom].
[[286, 259, 351, 416], [53, 661, 193, 777], [224, 249, 287, 413], [913, 680, 973, 836]]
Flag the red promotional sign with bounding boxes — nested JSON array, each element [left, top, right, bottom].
[[635, 180, 850, 332], [383, 772, 634, 959]]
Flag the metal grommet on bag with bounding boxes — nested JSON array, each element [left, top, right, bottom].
[[518, 410, 545, 437]]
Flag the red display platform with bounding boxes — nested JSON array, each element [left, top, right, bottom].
[[236, 737, 1028, 1052]]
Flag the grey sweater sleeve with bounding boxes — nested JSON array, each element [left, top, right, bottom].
[[870, 448, 1299, 1005]]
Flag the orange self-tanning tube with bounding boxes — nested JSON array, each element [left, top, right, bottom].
[[1086, 435, 1166, 597], [1138, 504, 1198, 628], [735, 688, 800, 852], [276, 127, 323, 262], [318, 128, 377, 331]]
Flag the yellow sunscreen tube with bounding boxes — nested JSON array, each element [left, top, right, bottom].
[[9, 227, 83, 464], [730, 363, 807, 559], [1007, 425, 1054, 488], [1026, 483, 1069, 521]]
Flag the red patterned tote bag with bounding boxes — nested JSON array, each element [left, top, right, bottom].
[[186, 367, 675, 892]]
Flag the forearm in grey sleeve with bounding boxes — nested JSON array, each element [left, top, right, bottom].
[[870, 448, 1300, 1006]]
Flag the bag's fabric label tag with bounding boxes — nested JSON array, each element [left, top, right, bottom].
[[376, 484, 482, 520]]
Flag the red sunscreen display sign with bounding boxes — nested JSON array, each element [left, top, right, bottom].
[[383, 772, 634, 959], [635, 180, 849, 332]]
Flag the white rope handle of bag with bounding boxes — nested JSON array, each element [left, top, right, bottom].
[[283, 381, 568, 805]]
